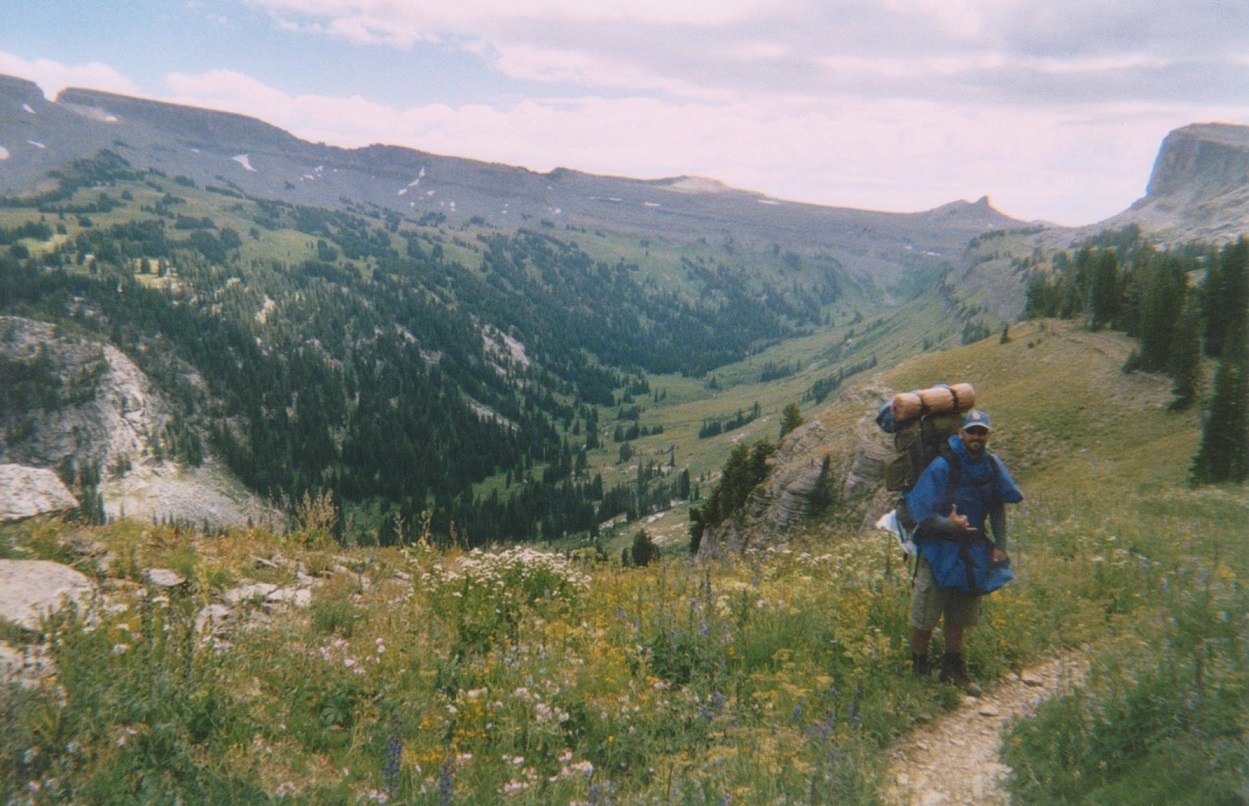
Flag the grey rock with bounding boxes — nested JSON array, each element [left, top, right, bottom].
[[0, 643, 56, 688], [0, 464, 78, 523], [0, 559, 95, 632], [264, 587, 312, 609], [0, 317, 164, 478], [223, 582, 279, 606], [195, 604, 234, 638], [145, 568, 187, 589], [1091, 123, 1249, 243]]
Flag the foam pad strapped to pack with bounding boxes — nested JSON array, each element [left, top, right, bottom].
[[891, 383, 976, 423]]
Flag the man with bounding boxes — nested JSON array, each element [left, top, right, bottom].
[[905, 408, 1023, 693]]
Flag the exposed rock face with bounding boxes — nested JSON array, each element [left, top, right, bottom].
[[0, 559, 95, 632], [1097, 123, 1249, 243], [0, 316, 279, 529], [0, 464, 78, 522], [0, 316, 166, 473], [1146, 124, 1249, 201], [696, 386, 897, 558]]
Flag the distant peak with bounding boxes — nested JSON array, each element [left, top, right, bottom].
[[927, 195, 998, 215]]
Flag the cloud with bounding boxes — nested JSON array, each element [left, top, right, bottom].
[[241, 0, 1249, 112], [0, 50, 139, 99]]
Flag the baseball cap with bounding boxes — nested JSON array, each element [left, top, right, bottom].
[[962, 409, 992, 431]]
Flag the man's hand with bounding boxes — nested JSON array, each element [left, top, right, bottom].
[[948, 504, 971, 531]]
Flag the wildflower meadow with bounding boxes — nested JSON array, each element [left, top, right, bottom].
[[4, 477, 1243, 804]]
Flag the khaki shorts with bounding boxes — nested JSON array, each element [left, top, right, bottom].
[[910, 555, 981, 631]]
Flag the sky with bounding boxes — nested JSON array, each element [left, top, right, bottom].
[[1, 1, 1247, 226]]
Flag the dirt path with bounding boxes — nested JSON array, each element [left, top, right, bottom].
[[883, 653, 1087, 805]]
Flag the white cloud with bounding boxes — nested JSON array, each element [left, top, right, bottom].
[[0, 51, 139, 99], [250, 0, 770, 31]]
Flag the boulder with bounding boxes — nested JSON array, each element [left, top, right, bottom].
[[145, 568, 188, 590], [0, 559, 95, 633], [223, 581, 279, 606], [0, 464, 78, 523]]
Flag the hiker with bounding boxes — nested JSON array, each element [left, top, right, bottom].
[[906, 408, 1023, 692]]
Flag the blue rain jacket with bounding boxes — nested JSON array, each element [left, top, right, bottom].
[[904, 434, 1023, 594]]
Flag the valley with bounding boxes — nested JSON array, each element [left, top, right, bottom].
[[0, 73, 1246, 804]]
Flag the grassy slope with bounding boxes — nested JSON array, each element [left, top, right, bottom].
[[2, 318, 1245, 804]]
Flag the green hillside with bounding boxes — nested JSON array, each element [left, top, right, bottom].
[[3, 150, 1013, 549], [3, 321, 1243, 803], [0, 153, 872, 535]]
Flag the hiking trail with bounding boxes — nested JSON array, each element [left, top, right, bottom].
[[883, 652, 1087, 805]]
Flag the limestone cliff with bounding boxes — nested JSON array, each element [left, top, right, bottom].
[[1097, 123, 1249, 243], [0, 316, 164, 473], [696, 384, 896, 558], [0, 317, 276, 528]]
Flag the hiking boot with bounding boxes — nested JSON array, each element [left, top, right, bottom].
[[939, 652, 982, 696], [912, 653, 930, 678]]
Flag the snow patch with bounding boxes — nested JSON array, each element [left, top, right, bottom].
[[232, 154, 256, 172], [642, 202, 661, 208], [666, 176, 729, 193], [757, 198, 780, 206], [22, 103, 35, 115], [0, 145, 9, 161], [397, 187, 408, 196], [27, 140, 46, 149]]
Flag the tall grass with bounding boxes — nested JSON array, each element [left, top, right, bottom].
[[2, 476, 1245, 803]]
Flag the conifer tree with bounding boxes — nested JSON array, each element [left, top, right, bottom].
[[1204, 237, 1249, 358], [779, 402, 803, 439], [1168, 292, 1203, 411], [1089, 249, 1119, 331], [1191, 321, 1249, 484], [1136, 254, 1187, 372]]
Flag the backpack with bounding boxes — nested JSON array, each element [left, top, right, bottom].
[[881, 410, 964, 496], [876, 384, 975, 530]]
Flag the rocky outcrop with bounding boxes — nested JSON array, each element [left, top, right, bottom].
[[0, 464, 78, 522], [1096, 123, 1249, 243], [696, 386, 897, 558], [0, 317, 279, 529], [0, 316, 167, 473], [0, 559, 95, 633], [1145, 123, 1249, 201]]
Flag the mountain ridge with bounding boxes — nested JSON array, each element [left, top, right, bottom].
[[1, 75, 1022, 289]]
